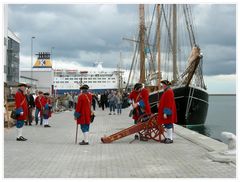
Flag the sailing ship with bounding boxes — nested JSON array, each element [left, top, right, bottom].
[[125, 4, 208, 126]]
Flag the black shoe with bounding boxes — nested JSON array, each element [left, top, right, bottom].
[[40, 123, 43, 125], [46, 125, 51, 127], [16, 136, 27, 141], [16, 137, 24, 141], [164, 138, 173, 144], [161, 138, 167, 143], [29, 123, 32, 126], [134, 135, 139, 140], [35, 122, 38, 125], [79, 140, 89, 145]]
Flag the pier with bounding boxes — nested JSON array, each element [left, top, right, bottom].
[[4, 108, 236, 178]]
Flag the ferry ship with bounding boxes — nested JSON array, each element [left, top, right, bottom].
[[53, 62, 125, 94]]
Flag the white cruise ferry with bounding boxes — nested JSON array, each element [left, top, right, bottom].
[[53, 62, 125, 94]]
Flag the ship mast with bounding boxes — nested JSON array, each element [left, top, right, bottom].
[[156, 4, 161, 90], [139, 4, 146, 83], [172, 4, 178, 82]]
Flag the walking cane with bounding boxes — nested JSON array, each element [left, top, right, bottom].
[[75, 123, 78, 144]]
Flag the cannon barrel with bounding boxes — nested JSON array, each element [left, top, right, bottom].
[[101, 113, 165, 143], [101, 121, 148, 143]]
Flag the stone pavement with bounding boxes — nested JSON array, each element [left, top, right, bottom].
[[4, 107, 236, 178]]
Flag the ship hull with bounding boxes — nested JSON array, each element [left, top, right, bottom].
[[149, 86, 209, 125]]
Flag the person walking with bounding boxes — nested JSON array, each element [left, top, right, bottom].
[[15, 83, 28, 141], [116, 91, 123, 115], [108, 90, 117, 115], [157, 80, 177, 144], [74, 84, 92, 145], [100, 92, 107, 111]]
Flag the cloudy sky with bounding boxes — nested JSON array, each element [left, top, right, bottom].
[[7, 3, 236, 94]]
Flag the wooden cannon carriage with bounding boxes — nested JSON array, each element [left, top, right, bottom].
[[101, 113, 166, 143]]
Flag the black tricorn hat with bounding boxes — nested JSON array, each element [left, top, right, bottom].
[[160, 80, 171, 86], [134, 83, 143, 90], [80, 84, 89, 90], [43, 92, 50, 96], [18, 83, 28, 87]]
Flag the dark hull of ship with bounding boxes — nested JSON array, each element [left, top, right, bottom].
[[149, 86, 209, 125]]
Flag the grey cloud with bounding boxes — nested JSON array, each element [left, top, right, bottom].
[[8, 4, 236, 75]]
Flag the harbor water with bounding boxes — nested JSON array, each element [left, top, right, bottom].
[[187, 95, 236, 142]]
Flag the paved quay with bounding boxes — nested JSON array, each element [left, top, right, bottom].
[[4, 108, 236, 178]]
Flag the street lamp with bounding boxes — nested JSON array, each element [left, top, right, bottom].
[[31, 36, 36, 86]]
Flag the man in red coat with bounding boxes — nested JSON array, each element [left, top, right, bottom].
[[129, 83, 151, 140], [34, 91, 44, 125], [15, 83, 29, 141], [157, 80, 177, 144], [74, 84, 92, 145]]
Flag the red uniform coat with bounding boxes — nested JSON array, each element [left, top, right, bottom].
[[157, 88, 177, 124], [129, 88, 151, 120], [35, 96, 45, 110], [75, 92, 92, 125], [15, 89, 28, 121], [41, 97, 52, 118]]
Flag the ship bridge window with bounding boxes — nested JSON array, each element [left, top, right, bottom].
[[60, 81, 64, 83], [74, 81, 78, 83], [56, 81, 59, 83], [74, 78, 78, 80], [98, 81, 101, 83], [112, 81, 115, 83], [88, 81, 92, 83], [88, 78, 92, 80], [93, 78, 96, 80], [111, 78, 115, 80], [65, 78, 69, 80], [102, 81, 106, 83], [70, 78, 73, 80], [93, 81, 96, 83], [65, 81, 69, 83]]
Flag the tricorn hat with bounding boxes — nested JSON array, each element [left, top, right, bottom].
[[160, 80, 171, 86], [18, 83, 28, 87], [43, 92, 50, 96], [134, 83, 143, 91], [80, 84, 89, 90]]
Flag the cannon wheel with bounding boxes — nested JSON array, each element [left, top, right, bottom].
[[137, 113, 166, 142], [142, 113, 165, 142]]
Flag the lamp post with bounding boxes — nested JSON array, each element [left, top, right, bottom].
[[31, 36, 35, 86], [50, 46, 55, 96]]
